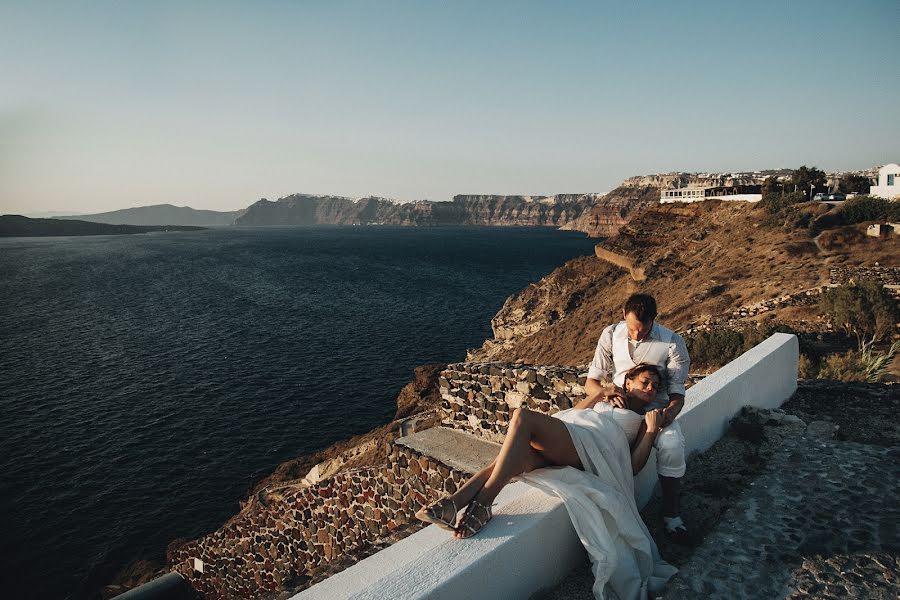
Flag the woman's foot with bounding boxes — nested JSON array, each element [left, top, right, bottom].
[[414, 497, 459, 531], [453, 497, 492, 539]]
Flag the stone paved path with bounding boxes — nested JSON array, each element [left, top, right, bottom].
[[664, 437, 899, 599]]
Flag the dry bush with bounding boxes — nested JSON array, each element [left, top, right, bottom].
[[783, 241, 818, 257], [816, 227, 865, 251], [817, 350, 865, 382]]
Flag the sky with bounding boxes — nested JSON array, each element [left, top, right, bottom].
[[1, 1, 898, 215]]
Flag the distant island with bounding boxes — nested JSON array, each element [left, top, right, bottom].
[[0, 215, 206, 238], [53, 204, 242, 227]]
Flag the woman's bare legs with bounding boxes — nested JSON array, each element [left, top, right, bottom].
[[450, 408, 582, 538]]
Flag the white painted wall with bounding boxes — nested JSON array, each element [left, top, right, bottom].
[[870, 163, 900, 199], [295, 333, 799, 600]]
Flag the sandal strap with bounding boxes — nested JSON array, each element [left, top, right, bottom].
[[460, 499, 492, 534], [428, 498, 458, 523], [469, 499, 492, 518]]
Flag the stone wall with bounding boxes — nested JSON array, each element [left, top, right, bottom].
[[439, 363, 587, 442], [684, 287, 828, 335], [169, 444, 467, 599], [828, 266, 900, 286]]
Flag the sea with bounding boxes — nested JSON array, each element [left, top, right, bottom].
[[0, 225, 597, 600]]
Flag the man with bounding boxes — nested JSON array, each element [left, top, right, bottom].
[[585, 293, 691, 542]]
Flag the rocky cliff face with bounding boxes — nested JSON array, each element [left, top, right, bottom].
[[236, 192, 661, 230], [234, 173, 770, 231], [234, 193, 600, 227]]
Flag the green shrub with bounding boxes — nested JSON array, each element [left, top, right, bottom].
[[811, 195, 900, 232], [759, 191, 807, 216], [687, 329, 744, 368], [819, 281, 899, 350], [686, 324, 804, 369]]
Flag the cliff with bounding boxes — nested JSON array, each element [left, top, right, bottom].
[[235, 172, 771, 235], [234, 193, 601, 228]]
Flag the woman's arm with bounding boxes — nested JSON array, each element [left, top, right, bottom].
[[630, 410, 662, 475], [574, 391, 603, 410]]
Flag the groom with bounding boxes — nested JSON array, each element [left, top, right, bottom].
[[584, 293, 691, 543]]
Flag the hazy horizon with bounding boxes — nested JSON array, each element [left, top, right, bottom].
[[2, 1, 898, 215]]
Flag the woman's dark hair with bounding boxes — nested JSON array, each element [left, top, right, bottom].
[[623, 363, 662, 385], [623, 293, 657, 323]]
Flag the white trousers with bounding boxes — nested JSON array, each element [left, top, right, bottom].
[[653, 421, 686, 478]]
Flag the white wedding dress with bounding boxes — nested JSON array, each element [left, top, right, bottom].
[[520, 406, 677, 600]]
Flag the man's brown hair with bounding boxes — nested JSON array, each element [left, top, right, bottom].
[[623, 293, 657, 323]]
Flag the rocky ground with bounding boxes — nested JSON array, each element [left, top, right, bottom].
[[537, 381, 899, 599]]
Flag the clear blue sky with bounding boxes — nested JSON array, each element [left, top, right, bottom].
[[1, 0, 898, 214]]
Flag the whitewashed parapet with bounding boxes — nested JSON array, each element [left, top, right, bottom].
[[439, 363, 587, 442]]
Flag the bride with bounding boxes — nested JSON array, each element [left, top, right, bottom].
[[415, 363, 676, 598]]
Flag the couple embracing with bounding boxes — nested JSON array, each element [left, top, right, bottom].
[[416, 293, 690, 599]]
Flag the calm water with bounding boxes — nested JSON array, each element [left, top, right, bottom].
[[0, 226, 596, 599]]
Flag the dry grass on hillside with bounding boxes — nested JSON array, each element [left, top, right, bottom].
[[472, 201, 899, 366]]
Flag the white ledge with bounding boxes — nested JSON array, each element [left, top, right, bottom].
[[295, 333, 799, 599]]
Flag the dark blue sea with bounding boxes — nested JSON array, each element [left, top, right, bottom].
[[0, 226, 596, 599]]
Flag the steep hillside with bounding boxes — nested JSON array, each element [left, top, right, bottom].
[[470, 201, 899, 366]]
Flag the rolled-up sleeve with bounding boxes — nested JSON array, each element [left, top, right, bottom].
[[587, 325, 616, 381], [666, 333, 690, 397]]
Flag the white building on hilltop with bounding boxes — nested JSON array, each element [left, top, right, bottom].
[[870, 164, 900, 199], [660, 185, 762, 204]]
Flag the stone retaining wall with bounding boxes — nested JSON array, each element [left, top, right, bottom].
[[170, 445, 468, 599], [439, 363, 587, 442], [828, 266, 900, 286]]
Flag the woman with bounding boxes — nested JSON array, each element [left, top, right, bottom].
[[416, 363, 664, 537], [414, 363, 676, 599]]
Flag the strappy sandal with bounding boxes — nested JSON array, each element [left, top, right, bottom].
[[415, 497, 459, 532], [455, 498, 492, 539]]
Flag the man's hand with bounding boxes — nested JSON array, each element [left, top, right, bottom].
[[601, 385, 627, 409], [660, 394, 684, 427], [659, 407, 675, 427]]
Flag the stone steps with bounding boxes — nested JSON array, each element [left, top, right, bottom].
[[394, 427, 501, 477]]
